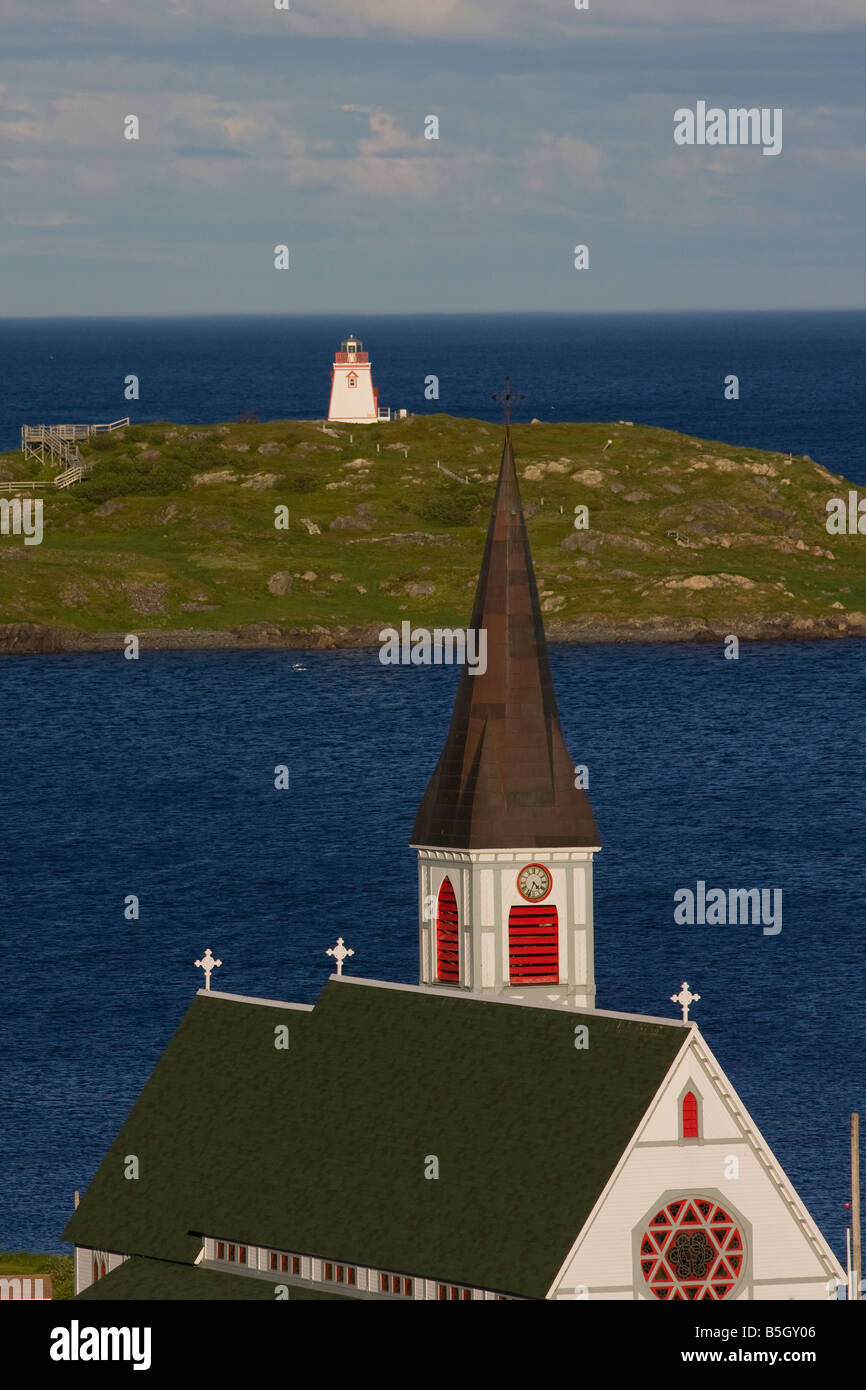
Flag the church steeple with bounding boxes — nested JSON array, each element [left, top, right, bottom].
[[412, 415, 602, 1007], [412, 427, 599, 851]]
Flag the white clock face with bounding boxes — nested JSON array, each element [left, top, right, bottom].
[[517, 864, 551, 902]]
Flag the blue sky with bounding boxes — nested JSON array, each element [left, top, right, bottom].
[[1, 0, 864, 314]]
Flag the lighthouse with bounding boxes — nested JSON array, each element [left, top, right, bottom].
[[327, 334, 385, 424]]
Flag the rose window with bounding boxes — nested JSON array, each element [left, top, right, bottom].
[[639, 1197, 744, 1300]]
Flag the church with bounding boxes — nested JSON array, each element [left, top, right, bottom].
[[65, 420, 844, 1301]]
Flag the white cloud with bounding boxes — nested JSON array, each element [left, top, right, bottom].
[[524, 135, 603, 195]]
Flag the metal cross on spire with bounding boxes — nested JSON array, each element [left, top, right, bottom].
[[492, 377, 525, 428], [326, 936, 354, 977], [195, 948, 222, 991], [671, 981, 700, 1023]]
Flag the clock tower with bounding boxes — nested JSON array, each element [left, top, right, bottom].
[[411, 423, 601, 1007]]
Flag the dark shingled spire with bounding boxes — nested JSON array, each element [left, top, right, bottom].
[[411, 428, 600, 850]]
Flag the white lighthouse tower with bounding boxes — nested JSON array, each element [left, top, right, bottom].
[[327, 334, 385, 424]]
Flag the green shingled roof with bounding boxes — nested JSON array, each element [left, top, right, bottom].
[[64, 979, 687, 1299], [75, 1257, 352, 1300]]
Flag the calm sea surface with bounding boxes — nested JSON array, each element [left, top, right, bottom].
[[1, 311, 865, 480], [0, 642, 863, 1259]]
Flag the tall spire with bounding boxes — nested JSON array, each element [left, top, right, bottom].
[[412, 425, 600, 850]]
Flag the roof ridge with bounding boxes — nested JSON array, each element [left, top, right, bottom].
[[330, 974, 689, 1026]]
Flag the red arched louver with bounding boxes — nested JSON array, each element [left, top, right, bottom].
[[436, 877, 459, 981], [508, 905, 559, 984]]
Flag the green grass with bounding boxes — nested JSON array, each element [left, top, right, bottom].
[[0, 1249, 74, 1299], [1, 414, 863, 639]]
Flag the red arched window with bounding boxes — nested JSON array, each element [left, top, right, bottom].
[[682, 1091, 699, 1139], [436, 877, 459, 981], [101, 1261, 106, 1279], [93, 1259, 99, 1283], [509, 905, 559, 984]]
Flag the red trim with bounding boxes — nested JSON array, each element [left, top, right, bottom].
[[436, 877, 459, 981]]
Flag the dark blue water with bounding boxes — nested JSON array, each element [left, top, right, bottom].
[[0, 643, 863, 1262], [1, 311, 865, 481]]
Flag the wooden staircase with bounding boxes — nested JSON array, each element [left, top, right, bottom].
[[54, 460, 92, 488], [21, 418, 130, 487]]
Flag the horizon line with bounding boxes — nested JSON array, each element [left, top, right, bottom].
[[2, 306, 866, 322]]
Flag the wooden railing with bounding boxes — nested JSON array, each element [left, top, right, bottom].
[[54, 461, 93, 488], [20, 418, 130, 483], [90, 419, 130, 434]]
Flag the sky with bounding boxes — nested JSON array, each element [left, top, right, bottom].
[[0, 0, 864, 315]]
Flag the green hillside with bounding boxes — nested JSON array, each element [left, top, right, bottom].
[[0, 414, 863, 650]]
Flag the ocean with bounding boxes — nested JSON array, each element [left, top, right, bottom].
[[0, 311, 863, 1271], [0, 641, 863, 1262], [1, 310, 865, 481]]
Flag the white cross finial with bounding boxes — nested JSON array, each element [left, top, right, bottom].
[[326, 936, 354, 977], [195, 948, 222, 991], [671, 981, 700, 1023]]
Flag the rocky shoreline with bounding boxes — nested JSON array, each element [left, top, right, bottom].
[[2, 611, 865, 655]]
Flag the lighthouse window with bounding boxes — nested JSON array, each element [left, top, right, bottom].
[[348, 374, 357, 388]]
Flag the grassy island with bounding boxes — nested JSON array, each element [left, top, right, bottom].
[[0, 414, 863, 651]]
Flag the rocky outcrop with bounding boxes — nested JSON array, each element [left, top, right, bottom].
[[1, 612, 864, 655]]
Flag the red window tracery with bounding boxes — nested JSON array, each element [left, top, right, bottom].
[[436, 877, 459, 981], [639, 1198, 744, 1300], [508, 905, 559, 984]]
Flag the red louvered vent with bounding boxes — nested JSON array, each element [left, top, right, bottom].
[[436, 877, 459, 981], [682, 1091, 699, 1139], [508, 905, 559, 984]]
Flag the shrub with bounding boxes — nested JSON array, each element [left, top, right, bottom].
[[287, 472, 318, 494], [418, 480, 488, 527], [87, 433, 121, 454], [77, 454, 194, 504]]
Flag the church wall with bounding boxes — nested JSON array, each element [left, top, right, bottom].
[[73, 1247, 129, 1295], [204, 1236, 516, 1299], [549, 1037, 841, 1301]]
